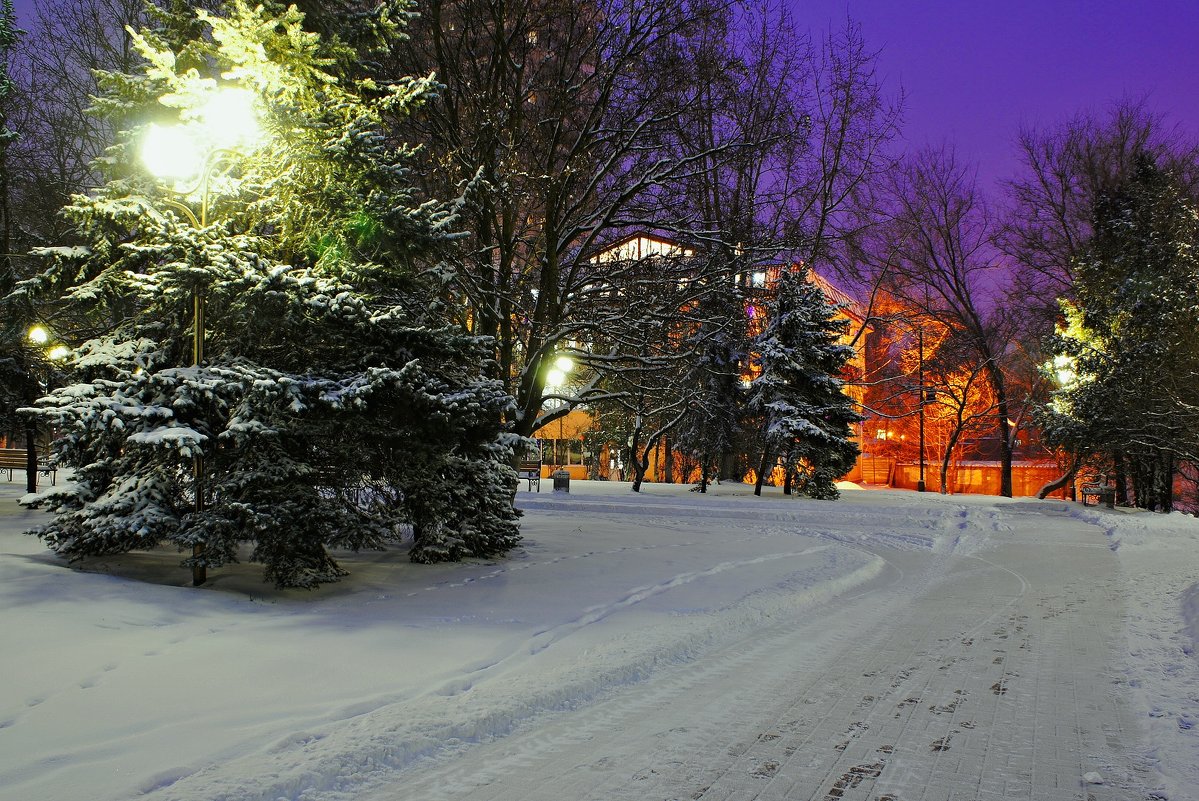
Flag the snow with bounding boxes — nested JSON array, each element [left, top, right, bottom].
[[1, 478, 1198, 800]]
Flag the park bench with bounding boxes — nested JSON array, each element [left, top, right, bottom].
[[1079, 481, 1114, 508], [0, 448, 57, 486], [517, 448, 542, 492]]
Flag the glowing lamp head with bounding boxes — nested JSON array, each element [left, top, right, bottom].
[[554, 355, 574, 373], [48, 345, 70, 361], [1051, 354, 1077, 387], [27, 325, 48, 345], [141, 123, 204, 181], [546, 368, 566, 388], [141, 86, 263, 182], [200, 87, 262, 152]]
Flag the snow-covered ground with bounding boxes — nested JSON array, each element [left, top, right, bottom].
[[1, 478, 1197, 801]]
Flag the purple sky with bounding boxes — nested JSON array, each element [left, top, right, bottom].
[[11, 0, 1198, 194], [792, 0, 1199, 190]]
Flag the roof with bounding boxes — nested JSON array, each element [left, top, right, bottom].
[[590, 231, 865, 323], [808, 270, 865, 323], [591, 233, 696, 263]]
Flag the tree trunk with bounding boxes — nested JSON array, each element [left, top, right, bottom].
[[24, 425, 37, 494], [630, 430, 646, 492], [1035, 454, 1080, 499], [1114, 451, 1128, 506], [1159, 453, 1174, 512], [993, 381, 1013, 498], [754, 448, 770, 496], [938, 447, 952, 496]]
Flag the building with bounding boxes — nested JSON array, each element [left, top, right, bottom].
[[531, 233, 871, 485]]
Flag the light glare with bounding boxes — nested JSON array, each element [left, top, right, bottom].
[[142, 124, 204, 181], [200, 87, 262, 151], [27, 325, 48, 344]]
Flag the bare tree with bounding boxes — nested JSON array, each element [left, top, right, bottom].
[[395, 0, 900, 447], [924, 332, 996, 494], [7, 0, 152, 254], [871, 146, 1018, 496], [394, 0, 742, 440], [1000, 97, 1199, 328], [656, 6, 901, 275]]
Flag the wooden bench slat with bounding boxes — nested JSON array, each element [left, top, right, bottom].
[[0, 448, 58, 486], [517, 458, 542, 492]]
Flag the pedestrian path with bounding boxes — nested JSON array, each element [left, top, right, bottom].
[[691, 505, 1148, 801], [370, 502, 1152, 801]]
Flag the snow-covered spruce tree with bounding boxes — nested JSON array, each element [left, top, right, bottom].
[[1040, 154, 1199, 511], [672, 274, 747, 493], [746, 265, 860, 499], [18, 1, 520, 587]]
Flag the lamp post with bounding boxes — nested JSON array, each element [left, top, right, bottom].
[[25, 325, 70, 494], [917, 327, 926, 493], [140, 85, 264, 586], [543, 354, 575, 468]]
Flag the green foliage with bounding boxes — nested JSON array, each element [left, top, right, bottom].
[[20, 0, 519, 587]]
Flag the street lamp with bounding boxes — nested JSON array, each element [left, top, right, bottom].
[[917, 327, 926, 493], [24, 326, 71, 494], [140, 84, 265, 586], [543, 353, 575, 410]]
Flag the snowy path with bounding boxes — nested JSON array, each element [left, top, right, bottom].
[[365, 499, 1149, 801]]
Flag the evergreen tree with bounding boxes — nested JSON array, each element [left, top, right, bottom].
[[673, 274, 746, 493], [16, 0, 520, 587], [0, 0, 17, 295], [0, 0, 35, 467], [746, 265, 860, 499], [1041, 154, 1199, 511]]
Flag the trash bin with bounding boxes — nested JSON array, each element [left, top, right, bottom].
[[552, 470, 570, 493]]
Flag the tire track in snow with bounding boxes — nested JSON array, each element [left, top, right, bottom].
[[136, 520, 887, 801], [361, 548, 914, 801]]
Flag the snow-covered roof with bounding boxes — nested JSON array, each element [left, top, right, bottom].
[[590, 232, 864, 323], [590, 233, 696, 263]]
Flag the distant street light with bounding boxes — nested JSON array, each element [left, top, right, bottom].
[[24, 326, 71, 494], [140, 83, 265, 587], [543, 352, 575, 410]]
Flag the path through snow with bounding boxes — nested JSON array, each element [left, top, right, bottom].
[[359, 493, 1151, 801]]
